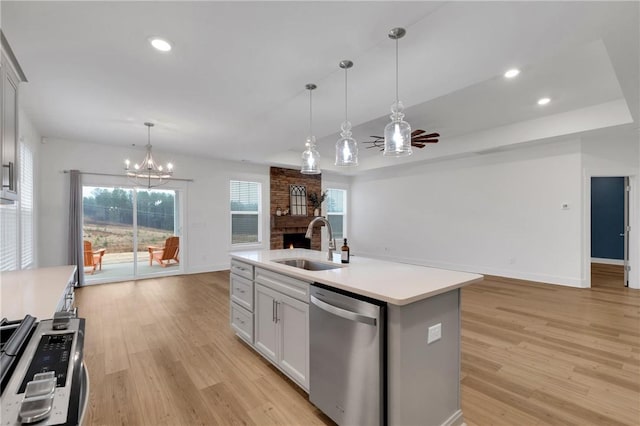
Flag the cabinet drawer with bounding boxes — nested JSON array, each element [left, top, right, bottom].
[[231, 303, 253, 344], [255, 267, 310, 303], [230, 274, 253, 311], [231, 259, 254, 280]]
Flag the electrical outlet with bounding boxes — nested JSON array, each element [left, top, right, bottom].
[[427, 323, 442, 344]]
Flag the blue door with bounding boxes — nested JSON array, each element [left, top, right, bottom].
[[591, 177, 624, 260]]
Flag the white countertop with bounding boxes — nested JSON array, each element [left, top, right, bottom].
[[1, 265, 76, 320], [230, 249, 483, 306]]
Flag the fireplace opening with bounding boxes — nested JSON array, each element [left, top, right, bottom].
[[283, 233, 311, 249]]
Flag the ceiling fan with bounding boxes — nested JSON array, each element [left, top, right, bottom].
[[363, 129, 440, 150]]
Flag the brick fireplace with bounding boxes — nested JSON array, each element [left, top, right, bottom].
[[270, 167, 321, 250]]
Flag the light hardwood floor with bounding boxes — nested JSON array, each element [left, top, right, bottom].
[[75, 271, 639, 426]]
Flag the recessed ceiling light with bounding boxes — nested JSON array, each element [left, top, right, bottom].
[[537, 97, 551, 105], [149, 37, 172, 52], [504, 68, 520, 78]]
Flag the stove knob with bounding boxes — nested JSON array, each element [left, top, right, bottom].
[[24, 377, 56, 399], [18, 393, 54, 424]]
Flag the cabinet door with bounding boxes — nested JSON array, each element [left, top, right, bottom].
[[1, 56, 19, 201], [254, 284, 278, 364], [278, 292, 309, 391]]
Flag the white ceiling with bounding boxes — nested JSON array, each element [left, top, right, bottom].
[[2, 1, 639, 174]]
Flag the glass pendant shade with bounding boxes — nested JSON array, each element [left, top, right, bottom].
[[383, 27, 412, 158], [301, 83, 321, 174], [383, 101, 412, 157], [335, 60, 358, 167], [301, 136, 321, 174], [335, 121, 358, 166]]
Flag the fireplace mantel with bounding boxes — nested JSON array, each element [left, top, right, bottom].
[[271, 215, 323, 230]]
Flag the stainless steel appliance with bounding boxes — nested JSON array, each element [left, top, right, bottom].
[[309, 283, 386, 426], [1, 314, 88, 425]]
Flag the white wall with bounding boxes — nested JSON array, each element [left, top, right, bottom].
[[351, 139, 585, 287], [38, 138, 270, 273]]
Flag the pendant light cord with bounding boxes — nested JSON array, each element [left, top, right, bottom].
[[395, 37, 399, 104], [309, 88, 313, 137], [344, 67, 348, 122]]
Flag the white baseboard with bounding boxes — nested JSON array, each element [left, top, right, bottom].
[[185, 263, 230, 274], [591, 258, 624, 265]]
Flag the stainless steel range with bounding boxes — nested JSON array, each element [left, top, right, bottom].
[[0, 313, 88, 425]]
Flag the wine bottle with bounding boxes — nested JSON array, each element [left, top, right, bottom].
[[341, 238, 350, 264]]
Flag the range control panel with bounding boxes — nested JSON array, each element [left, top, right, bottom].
[[18, 333, 74, 394]]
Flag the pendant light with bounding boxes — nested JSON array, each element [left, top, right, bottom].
[[335, 60, 358, 167], [124, 122, 174, 188], [383, 27, 412, 157], [301, 83, 321, 174]]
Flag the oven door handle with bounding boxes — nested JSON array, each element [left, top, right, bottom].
[[79, 362, 90, 426]]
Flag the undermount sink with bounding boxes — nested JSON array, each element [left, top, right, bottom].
[[274, 258, 344, 271]]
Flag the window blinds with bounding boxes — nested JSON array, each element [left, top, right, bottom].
[[20, 143, 34, 268]]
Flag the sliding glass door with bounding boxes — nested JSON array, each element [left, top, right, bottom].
[[82, 185, 181, 283], [136, 189, 180, 277]]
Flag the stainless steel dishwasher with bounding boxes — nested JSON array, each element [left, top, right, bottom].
[[309, 283, 386, 426]]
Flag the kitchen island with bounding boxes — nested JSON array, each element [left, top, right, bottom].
[[229, 248, 483, 426]]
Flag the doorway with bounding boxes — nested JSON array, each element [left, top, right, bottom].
[[590, 177, 629, 287], [82, 185, 182, 283]]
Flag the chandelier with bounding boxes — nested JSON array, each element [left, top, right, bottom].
[[124, 122, 173, 188]]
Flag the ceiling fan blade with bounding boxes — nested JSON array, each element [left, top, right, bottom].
[[417, 139, 439, 143], [369, 136, 383, 139], [411, 129, 426, 137], [412, 143, 426, 148], [418, 133, 440, 139], [412, 137, 439, 142]]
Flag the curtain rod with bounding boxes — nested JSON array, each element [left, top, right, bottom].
[[63, 170, 194, 183]]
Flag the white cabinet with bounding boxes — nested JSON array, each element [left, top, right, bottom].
[[229, 260, 255, 344], [254, 267, 310, 392], [254, 284, 278, 363], [1, 33, 26, 204]]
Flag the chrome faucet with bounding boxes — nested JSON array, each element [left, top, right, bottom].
[[305, 216, 336, 261]]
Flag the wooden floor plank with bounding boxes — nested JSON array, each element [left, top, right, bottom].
[[75, 270, 640, 426]]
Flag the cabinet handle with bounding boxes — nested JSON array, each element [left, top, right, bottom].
[[275, 301, 279, 323], [272, 300, 276, 322], [2, 162, 14, 190]]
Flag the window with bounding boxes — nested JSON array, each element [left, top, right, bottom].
[[230, 180, 262, 245], [326, 188, 347, 241], [20, 143, 34, 268]]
